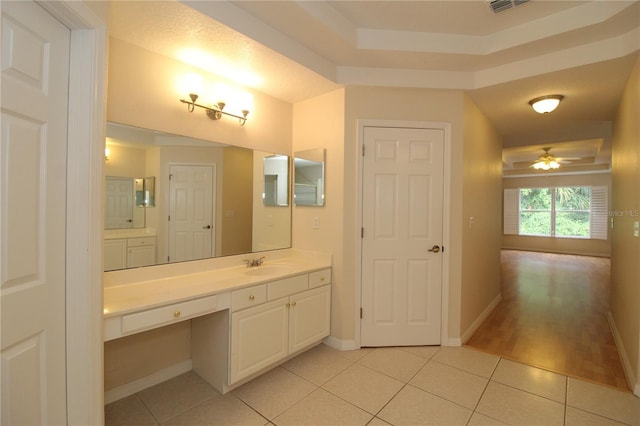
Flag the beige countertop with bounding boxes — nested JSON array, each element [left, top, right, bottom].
[[103, 249, 331, 318]]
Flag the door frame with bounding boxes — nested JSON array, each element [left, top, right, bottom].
[[36, 1, 107, 424], [355, 119, 452, 349]]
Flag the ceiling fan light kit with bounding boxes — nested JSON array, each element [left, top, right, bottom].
[[529, 95, 564, 114], [532, 147, 559, 170]]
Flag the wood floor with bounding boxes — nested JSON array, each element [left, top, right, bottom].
[[466, 250, 629, 391]]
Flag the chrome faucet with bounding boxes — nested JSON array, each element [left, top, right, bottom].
[[244, 256, 266, 267]]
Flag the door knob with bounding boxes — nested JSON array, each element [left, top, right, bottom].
[[428, 245, 441, 253], [203, 225, 211, 229]]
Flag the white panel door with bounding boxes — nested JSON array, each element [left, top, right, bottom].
[[1, 1, 70, 424], [168, 165, 214, 262], [361, 127, 444, 346], [104, 177, 134, 229]]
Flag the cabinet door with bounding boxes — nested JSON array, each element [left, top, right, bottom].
[[127, 244, 156, 268], [230, 297, 289, 384], [104, 239, 127, 271], [289, 285, 331, 354]]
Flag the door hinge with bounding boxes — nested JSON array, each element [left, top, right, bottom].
[[362, 145, 365, 156], [169, 173, 173, 181], [168, 215, 171, 222], [361, 227, 364, 238], [360, 307, 363, 319], [167, 256, 170, 262]]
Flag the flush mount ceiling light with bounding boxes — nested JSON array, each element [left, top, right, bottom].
[[529, 95, 564, 114], [180, 93, 249, 126]]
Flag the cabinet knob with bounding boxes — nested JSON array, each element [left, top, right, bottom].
[[286, 302, 290, 308], [291, 301, 297, 307], [249, 295, 255, 301], [174, 311, 181, 318], [320, 276, 325, 281]]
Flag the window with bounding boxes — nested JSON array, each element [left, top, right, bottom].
[[504, 186, 608, 240]]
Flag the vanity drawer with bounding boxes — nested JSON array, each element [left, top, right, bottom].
[[267, 275, 308, 300], [121, 294, 218, 335], [309, 269, 331, 288], [232, 284, 267, 311], [128, 237, 155, 247]]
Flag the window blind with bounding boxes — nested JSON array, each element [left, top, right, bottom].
[[503, 188, 519, 235], [590, 186, 608, 240]]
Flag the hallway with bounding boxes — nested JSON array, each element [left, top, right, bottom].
[[466, 250, 629, 391]]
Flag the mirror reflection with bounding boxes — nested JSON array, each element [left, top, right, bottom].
[[263, 155, 289, 207], [294, 148, 325, 206], [104, 122, 291, 271]]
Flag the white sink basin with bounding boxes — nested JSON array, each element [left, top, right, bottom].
[[244, 265, 293, 276]]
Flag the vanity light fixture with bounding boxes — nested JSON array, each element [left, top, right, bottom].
[[529, 95, 563, 114], [180, 93, 249, 126], [104, 147, 110, 161]]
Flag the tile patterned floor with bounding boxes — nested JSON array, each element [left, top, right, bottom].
[[105, 344, 640, 426]]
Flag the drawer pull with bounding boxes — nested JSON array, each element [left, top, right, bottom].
[[249, 295, 255, 301], [320, 276, 325, 282], [174, 311, 181, 318]]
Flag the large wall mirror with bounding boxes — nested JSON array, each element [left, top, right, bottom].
[[104, 122, 291, 271], [294, 148, 325, 206]]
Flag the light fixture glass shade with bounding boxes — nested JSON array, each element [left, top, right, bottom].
[[532, 160, 560, 170], [529, 95, 563, 114]]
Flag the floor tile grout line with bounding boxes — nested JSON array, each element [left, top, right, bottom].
[[133, 393, 161, 425]]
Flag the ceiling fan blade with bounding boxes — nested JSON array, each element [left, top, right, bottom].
[[555, 157, 582, 161]]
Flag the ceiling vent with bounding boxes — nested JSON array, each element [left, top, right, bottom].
[[488, 0, 529, 13]]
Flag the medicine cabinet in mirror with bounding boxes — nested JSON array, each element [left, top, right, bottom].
[[294, 148, 325, 206], [104, 122, 291, 271]]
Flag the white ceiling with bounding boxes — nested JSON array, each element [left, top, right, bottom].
[[109, 0, 640, 174]]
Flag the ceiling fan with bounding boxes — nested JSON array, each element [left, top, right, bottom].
[[530, 147, 581, 170]]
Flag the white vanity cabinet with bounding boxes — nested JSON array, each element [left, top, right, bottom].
[[104, 239, 127, 271], [104, 236, 156, 270], [126, 237, 156, 268], [192, 268, 332, 392]]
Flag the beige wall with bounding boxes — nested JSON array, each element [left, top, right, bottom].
[[610, 54, 640, 393], [104, 144, 147, 178], [502, 173, 612, 257], [107, 38, 292, 154], [292, 89, 347, 339], [460, 96, 503, 340], [221, 147, 253, 256], [104, 321, 191, 391]]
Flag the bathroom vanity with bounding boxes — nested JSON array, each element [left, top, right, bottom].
[[103, 249, 331, 395], [103, 228, 157, 271]]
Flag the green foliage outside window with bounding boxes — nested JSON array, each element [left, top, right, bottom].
[[519, 186, 590, 237]]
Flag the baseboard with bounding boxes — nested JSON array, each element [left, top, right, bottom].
[[444, 338, 462, 347], [104, 359, 192, 404], [605, 311, 637, 393], [323, 335, 359, 351], [461, 293, 502, 345]]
